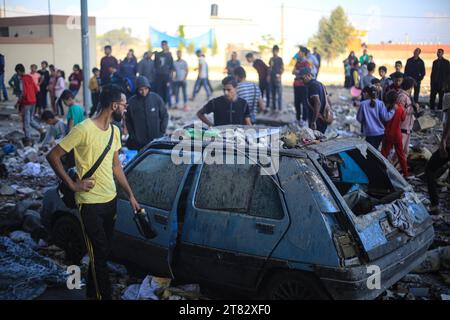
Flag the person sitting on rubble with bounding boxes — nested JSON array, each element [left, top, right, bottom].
[[381, 90, 409, 177], [40, 110, 67, 146], [197, 76, 252, 127], [357, 86, 395, 150], [425, 91, 450, 214]]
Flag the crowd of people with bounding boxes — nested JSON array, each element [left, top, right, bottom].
[[1, 41, 449, 300]]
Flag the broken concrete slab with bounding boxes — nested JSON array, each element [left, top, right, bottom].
[[0, 183, 16, 196], [16, 187, 36, 195], [414, 115, 438, 132]]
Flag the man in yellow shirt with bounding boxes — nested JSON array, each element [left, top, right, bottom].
[[46, 85, 140, 300]]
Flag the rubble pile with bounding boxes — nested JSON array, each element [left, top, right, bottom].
[[0, 86, 449, 300]]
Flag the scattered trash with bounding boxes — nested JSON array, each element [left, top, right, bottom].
[[21, 162, 41, 177], [16, 187, 36, 195], [409, 287, 430, 298], [121, 275, 161, 300], [2, 143, 15, 154], [107, 261, 128, 276], [414, 247, 450, 273], [0, 236, 67, 300], [441, 294, 450, 300]]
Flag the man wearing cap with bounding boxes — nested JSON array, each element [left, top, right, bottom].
[[425, 92, 450, 214], [125, 76, 169, 150], [299, 67, 329, 133]]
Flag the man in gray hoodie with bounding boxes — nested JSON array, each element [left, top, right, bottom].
[[125, 76, 169, 150]]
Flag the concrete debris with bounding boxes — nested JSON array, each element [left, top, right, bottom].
[[414, 247, 450, 273], [414, 115, 438, 132], [0, 183, 16, 196]]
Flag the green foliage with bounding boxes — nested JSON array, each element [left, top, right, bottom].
[[258, 34, 277, 52], [308, 6, 354, 62], [187, 42, 196, 55], [178, 25, 186, 50], [97, 27, 140, 47], [212, 34, 218, 56]]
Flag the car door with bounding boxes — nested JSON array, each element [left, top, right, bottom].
[[179, 162, 290, 289], [114, 150, 191, 278]]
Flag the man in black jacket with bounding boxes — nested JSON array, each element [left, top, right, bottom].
[[405, 48, 425, 103], [430, 48, 450, 110], [125, 76, 169, 150], [154, 40, 174, 106]]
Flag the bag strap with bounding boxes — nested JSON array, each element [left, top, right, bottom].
[[82, 124, 114, 179]]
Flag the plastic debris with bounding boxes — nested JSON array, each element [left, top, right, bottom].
[[0, 236, 67, 300], [21, 162, 41, 177]]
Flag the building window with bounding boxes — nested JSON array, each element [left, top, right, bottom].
[[0, 27, 9, 37]]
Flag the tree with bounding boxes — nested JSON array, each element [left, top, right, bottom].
[[178, 25, 186, 51], [308, 6, 354, 62], [212, 34, 218, 56], [97, 27, 140, 47], [187, 42, 196, 55], [258, 34, 276, 52]]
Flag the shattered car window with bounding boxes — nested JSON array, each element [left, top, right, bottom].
[[120, 153, 188, 211], [302, 160, 340, 213]]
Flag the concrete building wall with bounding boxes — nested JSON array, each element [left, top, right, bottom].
[[1, 42, 54, 78], [52, 24, 97, 77], [1, 15, 97, 91], [9, 25, 51, 37]]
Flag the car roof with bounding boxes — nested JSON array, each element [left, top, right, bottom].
[[143, 126, 366, 158]]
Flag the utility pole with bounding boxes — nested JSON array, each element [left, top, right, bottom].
[[280, 3, 285, 55], [81, 0, 91, 113]]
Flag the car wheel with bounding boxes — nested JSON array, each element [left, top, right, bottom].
[[264, 271, 330, 300], [52, 215, 86, 265]]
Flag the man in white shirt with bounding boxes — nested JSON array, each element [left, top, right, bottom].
[[190, 50, 211, 101], [173, 50, 189, 110]]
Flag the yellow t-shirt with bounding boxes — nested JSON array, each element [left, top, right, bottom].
[[59, 119, 122, 204]]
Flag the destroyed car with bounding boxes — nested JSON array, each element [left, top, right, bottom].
[[42, 127, 434, 300]]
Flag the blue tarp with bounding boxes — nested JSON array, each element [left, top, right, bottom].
[[338, 152, 369, 185], [149, 27, 214, 49]]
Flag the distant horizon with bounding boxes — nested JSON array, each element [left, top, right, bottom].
[[2, 0, 450, 46]]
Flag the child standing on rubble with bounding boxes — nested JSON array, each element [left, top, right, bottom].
[[398, 77, 418, 158], [381, 90, 409, 177], [357, 86, 395, 149]]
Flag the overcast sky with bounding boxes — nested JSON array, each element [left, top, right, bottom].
[[4, 0, 450, 45]]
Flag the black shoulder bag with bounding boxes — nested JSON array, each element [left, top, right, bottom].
[[58, 124, 115, 209]]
